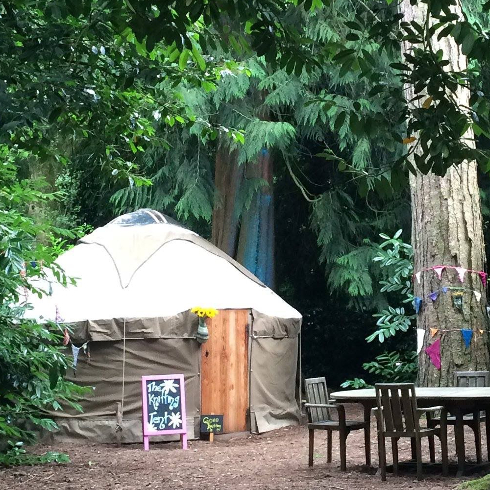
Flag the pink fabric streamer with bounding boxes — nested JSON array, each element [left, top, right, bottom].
[[432, 266, 445, 280], [455, 267, 467, 283], [425, 339, 441, 370]]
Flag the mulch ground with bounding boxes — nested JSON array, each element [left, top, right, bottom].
[[0, 406, 487, 490]]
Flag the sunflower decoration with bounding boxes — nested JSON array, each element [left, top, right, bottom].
[[191, 307, 219, 343]]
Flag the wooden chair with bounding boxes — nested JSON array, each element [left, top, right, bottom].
[[374, 383, 448, 481], [428, 370, 489, 463], [304, 377, 370, 471]]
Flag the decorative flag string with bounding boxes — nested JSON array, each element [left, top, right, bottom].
[[413, 287, 483, 314], [413, 265, 487, 287]]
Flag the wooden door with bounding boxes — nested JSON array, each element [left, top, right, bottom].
[[201, 309, 249, 433]]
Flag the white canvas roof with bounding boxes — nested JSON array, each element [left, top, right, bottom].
[[25, 211, 301, 323]]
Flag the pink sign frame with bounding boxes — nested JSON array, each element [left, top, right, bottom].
[[141, 374, 188, 451]]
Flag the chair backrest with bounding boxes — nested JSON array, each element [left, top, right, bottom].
[[455, 371, 490, 387], [375, 383, 420, 435], [305, 377, 331, 422]]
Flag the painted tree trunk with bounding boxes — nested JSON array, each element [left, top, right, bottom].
[[236, 148, 275, 289], [402, 0, 489, 386], [211, 146, 244, 258]]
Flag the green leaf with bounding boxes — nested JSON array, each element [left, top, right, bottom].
[[178, 49, 190, 70], [191, 44, 206, 71], [332, 49, 356, 62]]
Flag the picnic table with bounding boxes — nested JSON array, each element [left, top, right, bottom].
[[330, 387, 490, 476]]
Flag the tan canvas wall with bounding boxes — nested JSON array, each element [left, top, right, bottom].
[[249, 310, 301, 434], [52, 338, 200, 443]]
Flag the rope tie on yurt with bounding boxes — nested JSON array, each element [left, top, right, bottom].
[[117, 317, 127, 436]]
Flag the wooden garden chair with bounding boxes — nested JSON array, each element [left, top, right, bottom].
[[304, 377, 370, 471], [374, 383, 448, 481], [427, 370, 490, 463]]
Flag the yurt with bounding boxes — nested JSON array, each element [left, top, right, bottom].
[[25, 209, 302, 442]]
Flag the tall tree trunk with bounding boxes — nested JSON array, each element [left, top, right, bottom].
[[211, 146, 244, 257], [402, 0, 489, 386], [236, 148, 275, 289]]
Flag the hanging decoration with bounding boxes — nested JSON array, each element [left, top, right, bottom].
[[417, 329, 425, 354], [414, 297, 423, 314], [413, 265, 488, 285], [433, 266, 445, 280], [429, 291, 439, 302], [474, 291, 482, 302], [479, 272, 488, 287], [191, 306, 219, 344], [455, 267, 467, 283], [425, 339, 441, 370], [430, 328, 439, 338], [63, 329, 70, 346], [71, 342, 89, 373], [452, 291, 464, 311], [461, 329, 473, 348]]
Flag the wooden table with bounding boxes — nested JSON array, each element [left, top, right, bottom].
[[331, 387, 490, 476]]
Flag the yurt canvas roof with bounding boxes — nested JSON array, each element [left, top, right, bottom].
[[26, 209, 301, 324]]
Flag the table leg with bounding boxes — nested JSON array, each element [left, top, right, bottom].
[[363, 403, 371, 466], [454, 408, 466, 477]]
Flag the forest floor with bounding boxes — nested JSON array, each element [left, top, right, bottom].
[[0, 406, 487, 490]]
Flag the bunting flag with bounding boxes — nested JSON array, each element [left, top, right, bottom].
[[461, 329, 473, 348], [452, 291, 464, 311], [415, 271, 422, 284], [480, 272, 487, 287], [433, 266, 445, 280], [72, 344, 81, 369], [480, 329, 485, 335], [425, 339, 441, 370], [455, 267, 467, 283], [414, 297, 422, 314], [55, 305, 64, 324], [474, 291, 482, 302], [417, 329, 425, 354], [430, 328, 439, 338], [429, 291, 439, 302], [442, 287, 448, 293]]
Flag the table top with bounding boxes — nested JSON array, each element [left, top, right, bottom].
[[331, 387, 490, 401]]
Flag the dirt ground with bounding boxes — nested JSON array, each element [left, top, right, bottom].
[[1, 406, 488, 490]]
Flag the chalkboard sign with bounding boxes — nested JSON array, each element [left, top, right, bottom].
[[141, 374, 187, 451], [200, 415, 224, 434]]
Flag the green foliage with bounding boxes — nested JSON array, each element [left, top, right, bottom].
[[363, 351, 417, 383], [459, 474, 490, 490], [0, 441, 69, 467], [0, 153, 87, 463]]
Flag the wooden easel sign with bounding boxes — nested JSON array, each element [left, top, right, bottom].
[[141, 374, 188, 451]]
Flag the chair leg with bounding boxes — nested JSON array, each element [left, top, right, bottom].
[[327, 430, 332, 463], [473, 412, 482, 464], [410, 437, 416, 461], [415, 436, 423, 481], [428, 435, 435, 463], [392, 438, 399, 476], [440, 424, 448, 477], [363, 404, 371, 466], [378, 433, 386, 481], [486, 410, 490, 462], [308, 429, 314, 467], [339, 429, 347, 471]]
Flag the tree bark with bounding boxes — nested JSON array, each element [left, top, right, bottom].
[[402, 0, 489, 386]]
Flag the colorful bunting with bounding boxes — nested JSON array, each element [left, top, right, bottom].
[[461, 329, 473, 348], [63, 329, 70, 346], [425, 339, 441, 370], [430, 328, 439, 338], [72, 344, 81, 369], [414, 297, 422, 314], [413, 266, 488, 286], [429, 291, 439, 302], [480, 329, 485, 335], [433, 266, 445, 280], [455, 267, 467, 283], [417, 329, 425, 354], [474, 291, 482, 302], [442, 287, 448, 293], [480, 272, 487, 287]]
